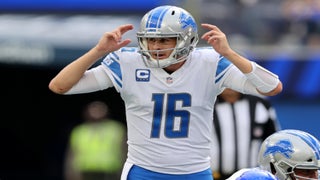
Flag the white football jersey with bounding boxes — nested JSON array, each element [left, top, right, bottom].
[[101, 47, 235, 174]]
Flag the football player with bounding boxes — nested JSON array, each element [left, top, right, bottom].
[[49, 5, 282, 180]]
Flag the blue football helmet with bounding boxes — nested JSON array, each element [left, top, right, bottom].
[[137, 5, 199, 68], [235, 169, 278, 180], [258, 129, 320, 180]]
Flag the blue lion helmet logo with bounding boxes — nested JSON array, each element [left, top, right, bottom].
[[264, 139, 294, 158], [179, 12, 197, 32]]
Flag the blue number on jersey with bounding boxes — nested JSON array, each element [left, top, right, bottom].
[[151, 93, 191, 138]]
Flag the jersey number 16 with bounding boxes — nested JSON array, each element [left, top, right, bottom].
[[151, 93, 191, 138]]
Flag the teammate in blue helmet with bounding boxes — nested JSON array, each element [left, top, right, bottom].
[[258, 129, 320, 180], [232, 169, 279, 180], [228, 129, 320, 180], [49, 5, 282, 180]]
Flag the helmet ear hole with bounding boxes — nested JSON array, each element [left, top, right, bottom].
[[190, 37, 195, 44], [270, 163, 276, 174]]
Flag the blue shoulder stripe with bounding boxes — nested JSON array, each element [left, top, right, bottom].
[[102, 52, 122, 88], [215, 56, 231, 83]]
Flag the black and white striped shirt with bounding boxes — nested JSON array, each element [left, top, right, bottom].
[[211, 94, 280, 180]]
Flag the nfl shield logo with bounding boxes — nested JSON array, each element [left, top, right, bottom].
[[166, 77, 173, 84]]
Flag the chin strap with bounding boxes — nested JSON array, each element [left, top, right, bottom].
[[245, 62, 280, 93]]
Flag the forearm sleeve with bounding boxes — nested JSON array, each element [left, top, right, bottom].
[[245, 62, 279, 93]]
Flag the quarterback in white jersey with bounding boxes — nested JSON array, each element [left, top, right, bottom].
[[49, 5, 282, 180]]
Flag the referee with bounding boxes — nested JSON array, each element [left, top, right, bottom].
[[210, 88, 281, 180]]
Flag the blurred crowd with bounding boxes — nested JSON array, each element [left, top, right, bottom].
[[0, 0, 319, 66], [1, 0, 319, 48], [186, 0, 320, 48]]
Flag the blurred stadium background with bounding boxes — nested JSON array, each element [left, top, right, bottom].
[[0, 0, 319, 179]]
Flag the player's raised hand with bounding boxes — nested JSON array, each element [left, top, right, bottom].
[[95, 24, 134, 54], [201, 23, 232, 56]]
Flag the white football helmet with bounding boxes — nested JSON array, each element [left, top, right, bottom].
[[236, 169, 279, 180], [137, 5, 199, 68], [258, 129, 320, 180]]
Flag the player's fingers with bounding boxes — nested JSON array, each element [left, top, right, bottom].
[[119, 24, 134, 34], [201, 23, 222, 33], [201, 31, 218, 40], [102, 31, 118, 41], [118, 39, 132, 47], [207, 36, 218, 44], [201, 31, 212, 39], [201, 23, 216, 30], [110, 24, 133, 42]]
